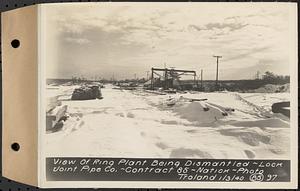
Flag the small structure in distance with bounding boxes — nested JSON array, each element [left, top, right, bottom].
[[148, 67, 198, 91]]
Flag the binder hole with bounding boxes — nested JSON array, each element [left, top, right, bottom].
[[11, 142, 20, 151], [11, 39, 20, 48]]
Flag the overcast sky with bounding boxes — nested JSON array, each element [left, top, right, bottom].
[[43, 3, 296, 80]]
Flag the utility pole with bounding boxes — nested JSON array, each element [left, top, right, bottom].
[[200, 69, 203, 91], [151, 68, 154, 90], [146, 71, 149, 80], [213, 55, 222, 91]]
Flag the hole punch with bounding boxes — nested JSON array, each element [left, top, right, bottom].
[[11, 142, 20, 151], [11, 39, 20, 48]]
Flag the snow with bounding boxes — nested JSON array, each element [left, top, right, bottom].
[[174, 101, 225, 125], [44, 84, 290, 159]]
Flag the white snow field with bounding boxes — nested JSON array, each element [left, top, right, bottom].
[[45, 84, 290, 159]]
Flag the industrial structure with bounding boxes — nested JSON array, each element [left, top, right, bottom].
[[149, 67, 198, 90]]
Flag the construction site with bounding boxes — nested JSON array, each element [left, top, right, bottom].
[[45, 64, 291, 160]]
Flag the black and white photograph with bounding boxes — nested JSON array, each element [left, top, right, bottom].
[[40, 2, 298, 188], [41, 2, 297, 187]]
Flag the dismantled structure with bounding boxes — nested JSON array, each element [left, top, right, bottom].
[[149, 67, 198, 90]]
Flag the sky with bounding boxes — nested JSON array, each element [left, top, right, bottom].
[[43, 2, 296, 80]]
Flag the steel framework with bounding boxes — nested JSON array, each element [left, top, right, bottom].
[[150, 67, 198, 90]]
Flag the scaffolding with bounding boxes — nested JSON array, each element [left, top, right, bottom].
[[150, 67, 198, 90]]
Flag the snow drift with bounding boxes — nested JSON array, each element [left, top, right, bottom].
[[44, 84, 291, 160], [174, 101, 225, 126]]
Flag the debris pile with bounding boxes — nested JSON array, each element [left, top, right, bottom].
[[46, 96, 68, 131], [71, 85, 103, 100], [167, 96, 236, 125]]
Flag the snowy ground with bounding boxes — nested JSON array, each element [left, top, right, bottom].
[[44, 84, 290, 159]]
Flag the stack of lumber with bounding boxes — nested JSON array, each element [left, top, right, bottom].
[[71, 85, 102, 100]]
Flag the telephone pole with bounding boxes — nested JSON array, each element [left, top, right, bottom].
[[213, 55, 222, 91], [200, 69, 203, 91]]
